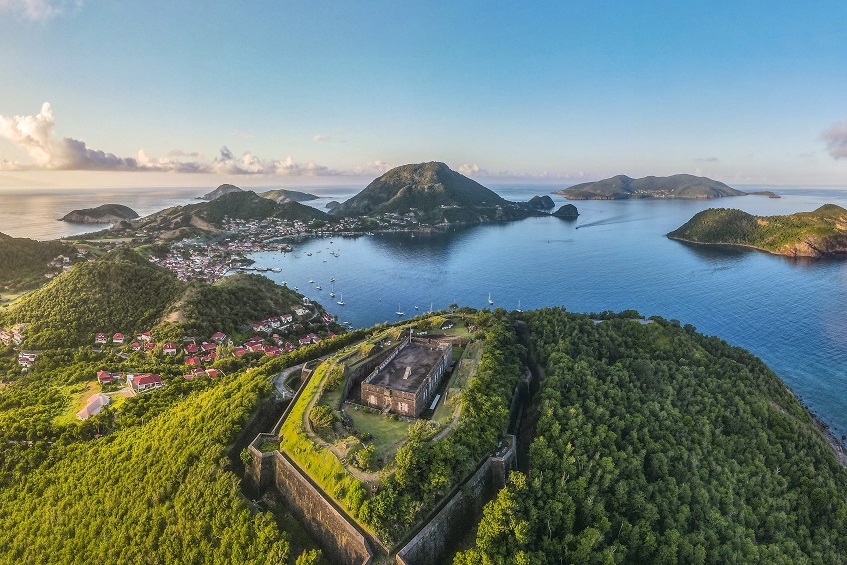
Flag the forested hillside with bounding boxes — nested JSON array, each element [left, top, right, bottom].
[[0, 248, 183, 347], [179, 273, 310, 337], [0, 362, 291, 564], [0, 232, 73, 294], [668, 204, 847, 257], [456, 309, 847, 564]]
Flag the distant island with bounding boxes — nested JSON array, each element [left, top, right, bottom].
[[555, 174, 747, 200], [60, 204, 139, 224], [199, 183, 243, 201], [668, 204, 847, 257], [330, 161, 545, 225], [748, 190, 781, 198], [552, 203, 579, 218], [259, 188, 319, 203]]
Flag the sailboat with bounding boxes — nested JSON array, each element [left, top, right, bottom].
[[329, 281, 335, 298], [488, 292, 494, 305], [336, 293, 345, 306], [516, 300, 522, 313], [396, 303, 405, 316]]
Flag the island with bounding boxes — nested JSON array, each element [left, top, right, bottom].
[[748, 190, 781, 198], [60, 204, 139, 223], [329, 161, 545, 225], [552, 203, 580, 218], [555, 174, 747, 200], [259, 188, 319, 203], [668, 204, 847, 257], [199, 183, 243, 200]]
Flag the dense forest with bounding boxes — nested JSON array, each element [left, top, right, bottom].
[[668, 204, 847, 257], [0, 359, 290, 564], [456, 308, 847, 564], [0, 232, 73, 293], [0, 248, 183, 348]]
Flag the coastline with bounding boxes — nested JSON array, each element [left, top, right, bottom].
[[813, 413, 847, 468], [666, 235, 827, 258]]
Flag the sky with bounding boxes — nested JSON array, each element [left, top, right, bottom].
[[1, 0, 847, 189]]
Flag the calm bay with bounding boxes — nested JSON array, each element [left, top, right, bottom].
[[2, 183, 847, 440]]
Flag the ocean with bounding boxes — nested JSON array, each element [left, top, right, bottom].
[[2, 183, 847, 441]]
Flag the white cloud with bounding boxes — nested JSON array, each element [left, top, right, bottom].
[[0, 102, 338, 176], [822, 120, 847, 159], [312, 134, 331, 142], [0, 0, 71, 20], [458, 163, 490, 176], [351, 160, 393, 176]]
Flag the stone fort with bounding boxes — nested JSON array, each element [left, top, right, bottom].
[[360, 337, 452, 418]]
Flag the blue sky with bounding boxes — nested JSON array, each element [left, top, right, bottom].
[[1, 0, 846, 187]]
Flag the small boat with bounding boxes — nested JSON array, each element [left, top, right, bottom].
[[308, 279, 315, 283], [270, 267, 281, 273], [396, 303, 405, 316], [337, 293, 345, 306], [307, 252, 312, 256], [414, 306, 419, 310], [330, 277, 335, 282], [488, 292, 494, 305], [281, 281, 287, 286], [316, 286, 322, 290], [294, 286, 299, 291]]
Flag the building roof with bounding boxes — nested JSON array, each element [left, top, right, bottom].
[[366, 342, 448, 394], [76, 393, 111, 420]]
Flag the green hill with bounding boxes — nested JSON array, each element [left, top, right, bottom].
[[177, 272, 311, 337], [259, 188, 319, 203], [0, 232, 73, 294], [457, 308, 847, 563], [668, 204, 847, 257], [200, 183, 243, 200], [111, 191, 331, 239], [0, 248, 183, 348], [330, 162, 537, 224], [555, 174, 746, 200]]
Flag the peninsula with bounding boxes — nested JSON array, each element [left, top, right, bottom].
[[60, 204, 139, 223], [555, 174, 747, 200], [668, 204, 847, 257]]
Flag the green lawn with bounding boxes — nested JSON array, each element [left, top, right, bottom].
[[344, 406, 410, 465], [54, 380, 99, 425], [431, 340, 482, 426]]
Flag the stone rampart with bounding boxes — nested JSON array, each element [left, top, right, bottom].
[[273, 450, 373, 565]]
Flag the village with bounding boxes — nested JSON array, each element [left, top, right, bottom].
[[2, 298, 341, 423]]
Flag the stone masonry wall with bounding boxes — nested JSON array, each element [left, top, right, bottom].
[[273, 451, 373, 565]]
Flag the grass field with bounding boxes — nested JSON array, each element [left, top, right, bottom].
[[345, 405, 410, 465]]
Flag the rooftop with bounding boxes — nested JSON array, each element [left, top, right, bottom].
[[367, 342, 447, 394]]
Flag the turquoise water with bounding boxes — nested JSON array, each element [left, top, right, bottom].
[[246, 187, 847, 440]]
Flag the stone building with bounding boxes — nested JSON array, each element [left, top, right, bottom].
[[361, 337, 452, 417]]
